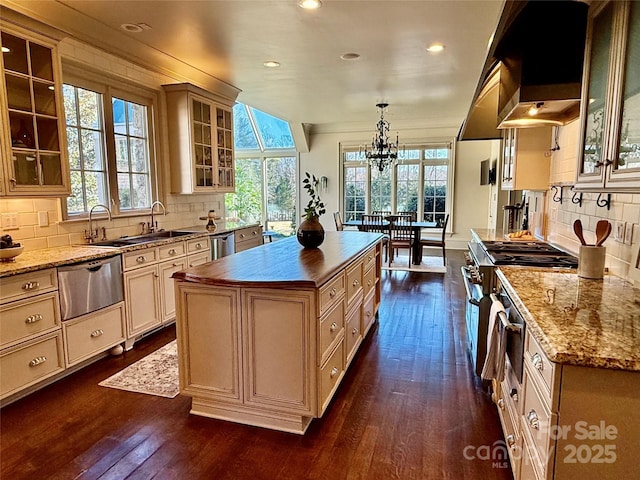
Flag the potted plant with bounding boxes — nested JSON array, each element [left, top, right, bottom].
[[297, 172, 326, 248]]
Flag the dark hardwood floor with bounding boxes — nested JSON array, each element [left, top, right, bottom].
[[1, 250, 512, 480]]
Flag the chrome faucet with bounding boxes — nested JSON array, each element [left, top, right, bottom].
[[85, 204, 112, 243], [148, 200, 166, 233]]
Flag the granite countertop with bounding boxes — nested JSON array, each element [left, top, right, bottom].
[[0, 230, 213, 278], [497, 266, 640, 372]]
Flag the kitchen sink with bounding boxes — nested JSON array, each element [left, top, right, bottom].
[[82, 230, 194, 247]]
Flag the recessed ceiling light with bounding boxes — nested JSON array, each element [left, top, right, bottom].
[[298, 0, 322, 9], [264, 61, 280, 68], [340, 53, 360, 60], [426, 43, 445, 53], [1, 46, 10, 53], [120, 23, 144, 33]]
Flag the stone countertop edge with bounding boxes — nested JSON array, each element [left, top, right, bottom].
[[0, 229, 217, 278], [496, 266, 640, 372]]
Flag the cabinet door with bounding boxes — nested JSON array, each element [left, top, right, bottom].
[[123, 264, 161, 337], [159, 257, 187, 323], [191, 97, 215, 190], [242, 288, 314, 415], [214, 106, 235, 192], [0, 29, 69, 196]]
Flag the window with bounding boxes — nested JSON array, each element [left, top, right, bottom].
[[341, 143, 453, 228], [61, 69, 157, 218]]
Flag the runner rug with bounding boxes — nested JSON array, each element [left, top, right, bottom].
[[99, 340, 179, 398]]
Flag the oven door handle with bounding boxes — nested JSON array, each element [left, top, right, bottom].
[[460, 267, 480, 306], [489, 293, 522, 332]]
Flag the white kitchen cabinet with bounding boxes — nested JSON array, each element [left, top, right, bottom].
[[123, 262, 162, 342], [501, 127, 552, 191], [575, 0, 640, 192], [164, 83, 236, 194], [159, 257, 187, 323], [0, 24, 70, 196]]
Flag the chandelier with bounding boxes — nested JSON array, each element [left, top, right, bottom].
[[361, 103, 400, 172]]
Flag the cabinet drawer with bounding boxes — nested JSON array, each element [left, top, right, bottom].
[[0, 331, 64, 399], [235, 226, 262, 243], [319, 341, 344, 414], [522, 367, 555, 471], [502, 357, 523, 435], [0, 269, 57, 303], [159, 241, 185, 260], [520, 435, 544, 480], [346, 260, 363, 307], [63, 302, 126, 366], [319, 300, 344, 364], [319, 271, 345, 316], [187, 237, 209, 254], [345, 302, 362, 367], [0, 292, 60, 348], [363, 246, 378, 273], [525, 333, 555, 401], [363, 265, 376, 298], [496, 381, 521, 475], [123, 248, 157, 270], [187, 251, 210, 268], [362, 289, 376, 336]]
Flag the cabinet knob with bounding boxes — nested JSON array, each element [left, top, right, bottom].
[[509, 388, 518, 403], [527, 409, 539, 430], [136, 256, 146, 264], [195, 243, 202, 250], [240, 234, 245, 239], [330, 322, 338, 332], [531, 353, 544, 372], [352, 279, 359, 287], [366, 310, 372, 318], [506, 434, 516, 448], [352, 327, 358, 336], [25, 314, 43, 324], [329, 288, 337, 297], [29, 356, 47, 367], [90, 329, 104, 338], [497, 398, 505, 410], [168, 249, 176, 255], [330, 366, 339, 378], [367, 279, 372, 287]]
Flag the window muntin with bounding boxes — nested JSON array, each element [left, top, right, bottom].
[[342, 144, 451, 227], [232, 103, 294, 151], [62, 75, 157, 218]]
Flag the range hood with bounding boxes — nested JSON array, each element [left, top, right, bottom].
[[459, 0, 588, 140]]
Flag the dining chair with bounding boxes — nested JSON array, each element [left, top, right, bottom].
[[419, 214, 449, 266], [333, 211, 344, 231], [397, 210, 417, 222], [361, 214, 389, 262], [372, 210, 392, 217], [388, 215, 413, 267]]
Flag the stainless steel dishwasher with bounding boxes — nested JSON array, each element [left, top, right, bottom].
[[57, 256, 124, 321]]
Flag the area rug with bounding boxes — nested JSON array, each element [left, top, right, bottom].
[[382, 254, 447, 273], [99, 340, 179, 398]]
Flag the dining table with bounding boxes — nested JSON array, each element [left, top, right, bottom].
[[343, 218, 437, 265]]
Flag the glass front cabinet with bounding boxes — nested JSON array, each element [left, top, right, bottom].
[[576, 0, 640, 192], [0, 25, 70, 196], [164, 83, 236, 194]]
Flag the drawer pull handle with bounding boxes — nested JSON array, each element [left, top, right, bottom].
[[25, 314, 43, 324], [22, 281, 40, 291], [531, 352, 544, 372], [29, 356, 47, 367], [136, 256, 146, 264], [240, 234, 245, 239], [352, 279, 359, 287], [509, 388, 518, 403], [330, 322, 338, 332], [91, 329, 104, 338], [367, 279, 372, 287], [366, 310, 372, 318], [330, 366, 339, 378], [497, 398, 505, 410], [527, 410, 539, 430], [194, 243, 202, 249], [352, 327, 358, 336], [168, 249, 176, 256], [506, 434, 516, 448], [154, 273, 160, 278], [252, 231, 258, 235], [329, 288, 337, 298], [368, 255, 373, 261]]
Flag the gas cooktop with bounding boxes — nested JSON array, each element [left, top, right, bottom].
[[481, 241, 578, 268]]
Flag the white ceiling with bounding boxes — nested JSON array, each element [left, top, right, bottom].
[[2, 0, 504, 133]]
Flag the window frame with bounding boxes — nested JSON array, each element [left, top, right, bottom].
[[340, 141, 455, 231], [61, 62, 161, 220]]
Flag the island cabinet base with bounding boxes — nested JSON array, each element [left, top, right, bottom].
[[174, 233, 383, 434]]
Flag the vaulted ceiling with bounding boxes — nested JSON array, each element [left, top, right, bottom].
[[2, 0, 504, 133]]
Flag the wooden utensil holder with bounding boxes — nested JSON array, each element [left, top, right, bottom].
[[578, 245, 606, 279]]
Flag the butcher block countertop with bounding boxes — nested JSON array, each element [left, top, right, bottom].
[[173, 231, 384, 289], [497, 266, 640, 372]]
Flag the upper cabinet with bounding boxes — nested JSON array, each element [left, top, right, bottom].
[[0, 26, 70, 196], [576, 0, 640, 192], [501, 127, 552, 191], [164, 83, 236, 194]]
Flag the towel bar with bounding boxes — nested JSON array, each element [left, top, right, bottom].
[[489, 293, 522, 333]]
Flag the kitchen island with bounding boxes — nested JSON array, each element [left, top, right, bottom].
[[172, 231, 383, 433]]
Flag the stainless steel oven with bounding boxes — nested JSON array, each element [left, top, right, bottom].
[[490, 291, 525, 383]]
